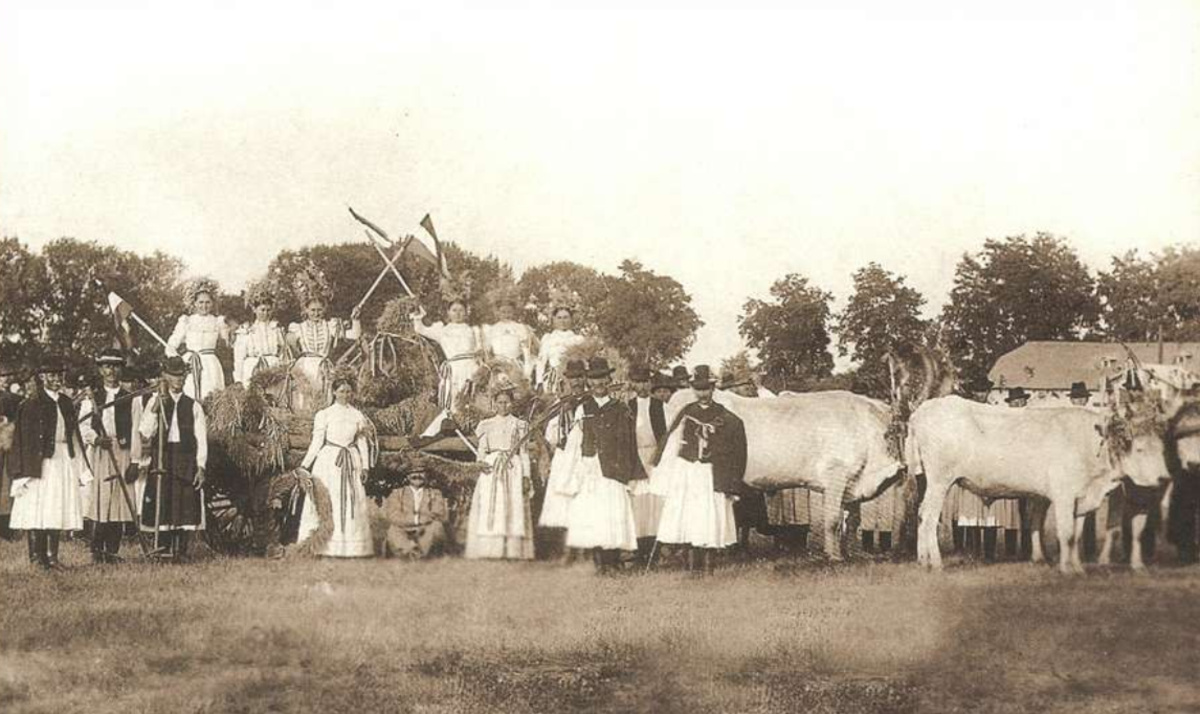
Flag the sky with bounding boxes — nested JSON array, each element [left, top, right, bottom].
[[2, 1, 1198, 367]]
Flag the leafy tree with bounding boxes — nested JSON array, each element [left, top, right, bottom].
[[834, 263, 928, 399], [0, 237, 46, 364], [939, 233, 1099, 385], [1096, 250, 1166, 341], [1154, 246, 1200, 340], [738, 274, 835, 392], [596, 260, 703, 368], [719, 350, 758, 380], [516, 261, 610, 334]]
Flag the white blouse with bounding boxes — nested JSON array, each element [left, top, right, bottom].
[[414, 321, 483, 359], [288, 319, 347, 359], [301, 404, 374, 472], [166, 314, 229, 355]]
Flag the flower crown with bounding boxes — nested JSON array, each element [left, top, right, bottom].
[[486, 282, 523, 311], [186, 277, 221, 309], [439, 272, 474, 308], [292, 262, 333, 307], [547, 283, 581, 314], [244, 277, 284, 309]]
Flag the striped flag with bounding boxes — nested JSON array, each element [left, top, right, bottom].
[[107, 292, 135, 353], [419, 213, 452, 279]]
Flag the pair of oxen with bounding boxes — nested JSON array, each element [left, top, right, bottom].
[[659, 359, 1195, 574]]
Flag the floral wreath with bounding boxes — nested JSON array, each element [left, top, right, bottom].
[[486, 282, 524, 312], [244, 276, 284, 310], [439, 272, 474, 308], [186, 277, 221, 311], [292, 262, 333, 307]]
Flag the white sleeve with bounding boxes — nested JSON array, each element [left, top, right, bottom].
[[139, 395, 160, 441], [413, 319, 441, 340], [193, 402, 208, 470], [232, 329, 248, 384], [166, 316, 187, 356], [79, 399, 98, 445], [301, 409, 327, 470]]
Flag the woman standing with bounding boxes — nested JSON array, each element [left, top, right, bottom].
[[466, 385, 534, 559], [483, 291, 536, 380], [287, 268, 359, 412], [533, 303, 585, 392], [234, 282, 288, 386], [295, 376, 376, 558], [413, 300, 483, 413], [166, 278, 230, 401]]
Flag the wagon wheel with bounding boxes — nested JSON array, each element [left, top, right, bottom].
[[202, 473, 260, 556]]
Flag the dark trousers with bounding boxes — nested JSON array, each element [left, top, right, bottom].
[[89, 521, 124, 560]]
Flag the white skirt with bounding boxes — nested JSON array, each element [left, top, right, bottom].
[[655, 456, 737, 548], [538, 435, 580, 528], [297, 445, 373, 558], [184, 351, 226, 402], [11, 450, 86, 531], [565, 456, 637, 551], [465, 453, 534, 559]]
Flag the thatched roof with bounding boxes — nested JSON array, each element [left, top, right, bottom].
[[988, 340, 1200, 390]]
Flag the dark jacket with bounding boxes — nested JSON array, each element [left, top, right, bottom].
[[13, 390, 82, 480], [580, 397, 647, 485], [628, 396, 667, 444], [658, 401, 748, 496]]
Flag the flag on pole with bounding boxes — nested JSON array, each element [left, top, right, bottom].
[[107, 292, 135, 353], [420, 213, 452, 279]]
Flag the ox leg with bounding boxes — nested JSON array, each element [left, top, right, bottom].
[[819, 481, 849, 561], [918, 482, 948, 570], [1129, 513, 1148, 574], [1071, 513, 1087, 572], [1029, 498, 1049, 564], [1052, 500, 1080, 575]]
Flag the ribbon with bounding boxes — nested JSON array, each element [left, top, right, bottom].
[[185, 351, 205, 398], [329, 444, 357, 533], [682, 415, 718, 461]]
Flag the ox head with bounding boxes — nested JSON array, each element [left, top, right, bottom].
[[1101, 386, 1171, 488]]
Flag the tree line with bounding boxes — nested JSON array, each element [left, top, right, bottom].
[[1, 232, 1195, 397]]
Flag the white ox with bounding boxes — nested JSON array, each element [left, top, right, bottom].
[[905, 395, 1172, 573], [664, 389, 901, 559]]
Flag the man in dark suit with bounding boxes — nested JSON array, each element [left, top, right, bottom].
[[382, 469, 449, 559]]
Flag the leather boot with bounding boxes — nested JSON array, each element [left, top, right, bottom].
[[46, 532, 62, 569], [686, 546, 698, 573], [28, 531, 39, 564], [91, 523, 107, 563], [106, 524, 124, 562], [592, 548, 607, 575], [703, 548, 715, 576]]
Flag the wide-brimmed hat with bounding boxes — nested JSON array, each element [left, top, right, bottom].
[[671, 365, 690, 387], [966, 376, 994, 394], [629, 366, 652, 383], [162, 356, 189, 377], [690, 365, 718, 389], [1068, 381, 1090, 400], [651, 372, 673, 391], [719, 371, 753, 391], [563, 359, 587, 379], [586, 358, 615, 379], [95, 348, 126, 366], [1005, 387, 1030, 404]]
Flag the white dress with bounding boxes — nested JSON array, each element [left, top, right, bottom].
[[534, 329, 585, 390], [564, 398, 638, 551], [628, 396, 663, 538], [654, 419, 738, 549], [234, 320, 286, 385], [79, 387, 143, 523], [296, 404, 375, 557], [10, 391, 89, 531], [413, 320, 482, 411], [288, 319, 348, 411], [166, 314, 229, 401], [538, 400, 581, 528], [483, 321, 536, 379], [465, 414, 534, 559]]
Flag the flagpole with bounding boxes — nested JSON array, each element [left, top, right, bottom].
[[354, 236, 413, 314], [363, 230, 416, 297], [130, 312, 172, 352]]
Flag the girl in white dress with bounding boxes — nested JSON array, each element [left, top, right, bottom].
[[234, 286, 288, 385], [466, 388, 534, 559], [295, 377, 376, 558], [483, 295, 536, 380], [534, 307, 585, 392], [413, 300, 483, 413], [287, 297, 359, 412], [166, 281, 230, 401]]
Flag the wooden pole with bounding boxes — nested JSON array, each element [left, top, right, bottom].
[[364, 231, 415, 297]]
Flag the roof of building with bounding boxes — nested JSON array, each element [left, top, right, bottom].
[[988, 340, 1200, 390]]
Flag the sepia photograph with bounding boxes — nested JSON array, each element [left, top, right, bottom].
[[1, 2, 1198, 712]]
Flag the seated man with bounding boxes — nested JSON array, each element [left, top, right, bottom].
[[382, 469, 448, 559]]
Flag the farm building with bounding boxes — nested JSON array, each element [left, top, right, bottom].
[[986, 340, 1200, 406]]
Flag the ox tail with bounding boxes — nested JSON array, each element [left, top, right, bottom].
[[902, 421, 924, 479]]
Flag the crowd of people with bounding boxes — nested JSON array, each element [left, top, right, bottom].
[[0, 276, 1143, 574]]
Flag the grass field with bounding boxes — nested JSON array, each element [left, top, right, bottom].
[[1, 538, 1198, 714]]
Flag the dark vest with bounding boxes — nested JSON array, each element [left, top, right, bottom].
[[13, 390, 79, 480], [91, 388, 134, 448], [670, 401, 748, 496], [579, 397, 645, 484], [156, 393, 197, 453]]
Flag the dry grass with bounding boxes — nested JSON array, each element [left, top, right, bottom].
[[1, 539, 1197, 713]]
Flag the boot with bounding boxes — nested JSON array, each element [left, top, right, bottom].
[[592, 548, 607, 575], [46, 532, 63, 569], [1004, 529, 1019, 560], [174, 532, 191, 562], [703, 548, 715, 576], [90, 523, 107, 563], [27, 531, 39, 564], [106, 524, 124, 562], [952, 525, 965, 553], [879, 531, 893, 553], [686, 546, 698, 574], [983, 528, 998, 562]]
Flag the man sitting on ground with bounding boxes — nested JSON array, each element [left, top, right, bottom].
[[381, 469, 448, 559]]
